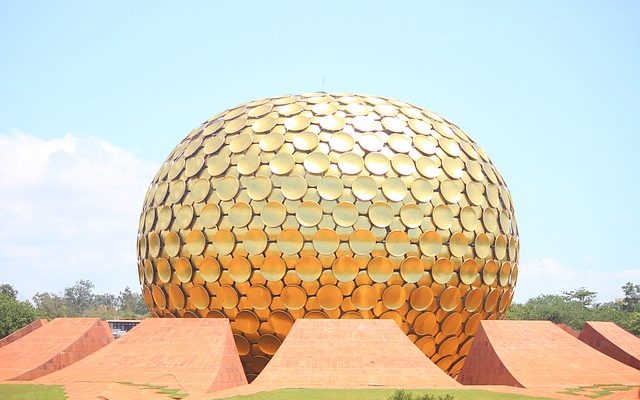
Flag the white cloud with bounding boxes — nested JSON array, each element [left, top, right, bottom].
[[514, 257, 640, 303], [0, 132, 158, 300]]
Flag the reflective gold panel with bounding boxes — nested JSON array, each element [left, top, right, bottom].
[[137, 92, 519, 379]]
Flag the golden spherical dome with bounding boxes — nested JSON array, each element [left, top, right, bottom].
[[136, 93, 519, 379]]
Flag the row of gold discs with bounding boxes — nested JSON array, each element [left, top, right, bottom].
[[138, 251, 515, 375], [137, 93, 519, 379]]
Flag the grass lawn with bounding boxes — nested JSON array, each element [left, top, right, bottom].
[[0, 384, 66, 400], [220, 388, 555, 400]]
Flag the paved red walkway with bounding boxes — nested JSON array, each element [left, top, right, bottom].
[[38, 318, 246, 395], [578, 321, 640, 370], [457, 320, 640, 388], [0, 318, 113, 381], [0, 319, 47, 348], [253, 319, 458, 388]]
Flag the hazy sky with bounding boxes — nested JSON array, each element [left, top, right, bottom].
[[1, 1, 638, 302]]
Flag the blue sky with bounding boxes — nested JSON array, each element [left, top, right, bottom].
[[1, 1, 638, 302]]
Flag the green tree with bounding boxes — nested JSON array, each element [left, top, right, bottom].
[[621, 282, 640, 311], [64, 280, 96, 316], [117, 287, 148, 318], [32, 292, 70, 319], [562, 287, 597, 308], [0, 293, 40, 338], [0, 284, 18, 299]]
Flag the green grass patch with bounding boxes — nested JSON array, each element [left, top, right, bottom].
[[117, 381, 188, 399], [219, 388, 555, 400], [0, 384, 67, 400], [557, 384, 640, 398]]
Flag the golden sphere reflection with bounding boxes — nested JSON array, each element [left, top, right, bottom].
[[137, 92, 519, 380]]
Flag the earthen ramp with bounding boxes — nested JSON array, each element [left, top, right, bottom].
[[39, 318, 247, 394], [253, 319, 459, 388], [0, 318, 113, 381], [0, 319, 47, 348], [457, 320, 640, 387], [578, 321, 640, 370]]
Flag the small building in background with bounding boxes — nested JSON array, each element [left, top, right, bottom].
[[106, 320, 141, 338]]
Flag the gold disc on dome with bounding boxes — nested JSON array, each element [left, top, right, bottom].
[[483, 260, 498, 285], [465, 288, 484, 312], [244, 229, 268, 254], [459, 259, 478, 285], [190, 285, 210, 309], [229, 133, 253, 153], [320, 114, 345, 131], [416, 157, 440, 179], [281, 285, 307, 310], [400, 257, 425, 283], [440, 180, 462, 204], [284, 114, 311, 131], [432, 258, 454, 284], [316, 285, 343, 310], [351, 176, 378, 201], [432, 204, 454, 230], [475, 233, 492, 258], [247, 176, 272, 201], [281, 175, 307, 200], [369, 201, 394, 228], [499, 261, 511, 286], [329, 132, 354, 152], [295, 201, 323, 227], [400, 204, 423, 228], [295, 256, 323, 282], [419, 231, 442, 256], [364, 152, 390, 175], [259, 131, 285, 152], [269, 152, 295, 175], [247, 285, 272, 310], [277, 229, 304, 255], [260, 255, 286, 281], [382, 285, 406, 310], [175, 205, 194, 229], [495, 234, 507, 260], [185, 230, 206, 256], [304, 152, 330, 173], [268, 310, 294, 335], [167, 284, 185, 309], [237, 154, 261, 175], [156, 258, 172, 283], [317, 176, 344, 200], [352, 285, 377, 310], [333, 202, 358, 227], [460, 206, 479, 231], [483, 208, 498, 232], [382, 177, 407, 201], [216, 176, 239, 201], [414, 312, 436, 335], [466, 181, 484, 206], [313, 228, 340, 255], [349, 229, 376, 255], [229, 257, 252, 282], [258, 334, 282, 356], [191, 178, 210, 202], [229, 202, 253, 227], [449, 232, 468, 258], [151, 286, 166, 310], [441, 312, 462, 336], [293, 131, 319, 151], [235, 310, 260, 333], [212, 229, 235, 255], [338, 152, 364, 175], [391, 154, 416, 176], [410, 178, 434, 202], [367, 256, 393, 283], [198, 256, 221, 282], [201, 203, 221, 228], [410, 286, 434, 311], [164, 231, 181, 257], [252, 116, 277, 133], [440, 286, 462, 312], [385, 230, 410, 256], [332, 256, 359, 282], [261, 202, 287, 227], [219, 285, 239, 309]]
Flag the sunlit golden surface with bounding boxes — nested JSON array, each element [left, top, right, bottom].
[[137, 92, 519, 380]]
